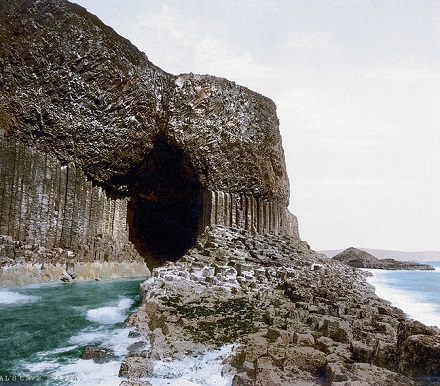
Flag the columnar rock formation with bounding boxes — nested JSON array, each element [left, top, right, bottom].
[[0, 131, 133, 260], [0, 0, 298, 273], [123, 226, 440, 385], [0, 131, 149, 284], [2, 1, 440, 384], [199, 190, 298, 237]]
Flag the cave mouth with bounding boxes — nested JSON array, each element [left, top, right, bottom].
[[127, 134, 203, 269]]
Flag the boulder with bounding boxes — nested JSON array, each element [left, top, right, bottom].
[[80, 346, 117, 363]]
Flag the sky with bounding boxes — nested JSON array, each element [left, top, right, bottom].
[[73, 0, 440, 252]]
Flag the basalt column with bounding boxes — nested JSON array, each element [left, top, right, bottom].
[[0, 131, 144, 266]]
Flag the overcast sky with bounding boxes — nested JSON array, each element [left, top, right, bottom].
[[74, 0, 440, 252]]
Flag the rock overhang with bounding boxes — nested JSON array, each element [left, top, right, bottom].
[[0, 0, 290, 206], [0, 0, 298, 269]]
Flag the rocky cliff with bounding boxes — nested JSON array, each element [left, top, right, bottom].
[[0, 0, 297, 276], [0, 130, 149, 284], [2, 1, 440, 385]]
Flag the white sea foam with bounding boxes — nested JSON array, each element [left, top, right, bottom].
[[54, 329, 145, 385], [68, 330, 109, 345], [365, 269, 440, 328], [24, 356, 123, 386], [37, 342, 234, 386], [49, 358, 124, 385], [36, 345, 78, 358], [0, 290, 39, 304], [24, 325, 143, 385], [144, 344, 235, 386], [86, 297, 133, 324]]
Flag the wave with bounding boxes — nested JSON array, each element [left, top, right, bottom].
[[365, 269, 440, 328], [86, 297, 133, 324], [0, 290, 39, 305], [24, 356, 122, 386], [68, 330, 109, 346], [24, 325, 144, 385], [144, 344, 234, 386]]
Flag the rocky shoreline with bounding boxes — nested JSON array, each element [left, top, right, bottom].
[[0, 234, 150, 287], [118, 226, 440, 385], [0, 2, 439, 385]]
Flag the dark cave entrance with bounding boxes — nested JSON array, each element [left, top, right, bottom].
[[127, 135, 203, 269]]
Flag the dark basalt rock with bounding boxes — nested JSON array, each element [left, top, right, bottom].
[[0, 0, 297, 273], [0, 0, 289, 203], [1, 1, 439, 384], [80, 345, 117, 363], [124, 226, 440, 385]]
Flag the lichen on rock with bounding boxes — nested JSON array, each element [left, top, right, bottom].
[[123, 226, 440, 385]]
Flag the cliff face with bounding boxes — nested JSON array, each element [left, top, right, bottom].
[[0, 0, 289, 202], [2, 2, 440, 383], [0, 131, 133, 258], [0, 0, 297, 271]]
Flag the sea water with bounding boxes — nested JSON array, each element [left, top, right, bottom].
[[0, 280, 233, 386], [2, 268, 440, 385], [365, 261, 440, 328]]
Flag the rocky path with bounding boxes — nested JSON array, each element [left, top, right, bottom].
[[120, 226, 440, 385]]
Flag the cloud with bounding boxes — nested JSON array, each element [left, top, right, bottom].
[[300, 177, 385, 187], [193, 36, 282, 87], [284, 31, 333, 50], [137, 5, 194, 48], [363, 62, 440, 82]]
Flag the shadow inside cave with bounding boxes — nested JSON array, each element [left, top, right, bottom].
[[127, 134, 203, 269]]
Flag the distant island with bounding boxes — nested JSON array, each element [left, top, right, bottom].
[[332, 247, 435, 270], [321, 248, 440, 262]]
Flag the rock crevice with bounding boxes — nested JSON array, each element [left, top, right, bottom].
[[124, 226, 440, 385]]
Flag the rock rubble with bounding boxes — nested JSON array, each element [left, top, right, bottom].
[[121, 226, 440, 385]]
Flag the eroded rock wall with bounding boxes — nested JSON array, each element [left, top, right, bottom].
[[0, 0, 290, 205], [0, 0, 299, 271], [0, 131, 143, 266], [199, 190, 299, 238]]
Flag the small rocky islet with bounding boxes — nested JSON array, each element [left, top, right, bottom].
[[0, 1, 439, 385], [332, 247, 435, 271]]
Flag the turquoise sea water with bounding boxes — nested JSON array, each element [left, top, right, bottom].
[[0, 279, 232, 386], [365, 261, 440, 328], [0, 279, 144, 385]]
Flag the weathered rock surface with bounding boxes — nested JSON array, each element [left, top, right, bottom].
[[0, 0, 289, 202], [123, 226, 440, 385], [1, 2, 439, 384], [0, 132, 150, 285], [333, 247, 435, 270], [80, 345, 117, 363], [0, 0, 297, 276]]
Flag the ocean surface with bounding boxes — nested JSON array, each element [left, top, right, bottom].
[[0, 279, 233, 386], [364, 261, 440, 328]]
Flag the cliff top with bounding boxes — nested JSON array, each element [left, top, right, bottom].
[[0, 0, 289, 203]]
